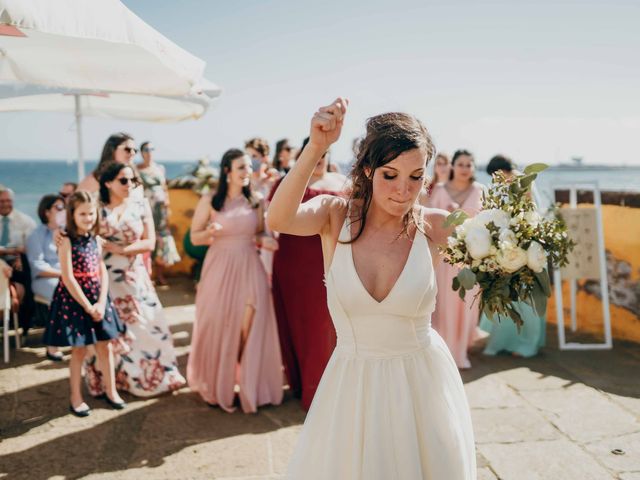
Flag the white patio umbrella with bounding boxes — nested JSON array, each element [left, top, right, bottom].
[[0, 0, 221, 178]]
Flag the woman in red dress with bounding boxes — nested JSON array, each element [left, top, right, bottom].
[[268, 138, 347, 410]]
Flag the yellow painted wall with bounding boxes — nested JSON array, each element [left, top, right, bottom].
[[547, 205, 640, 343], [165, 189, 200, 276]]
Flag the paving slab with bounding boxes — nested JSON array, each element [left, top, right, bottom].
[[479, 439, 615, 480], [472, 406, 561, 444], [584, 431, 640, 473], [522, 384, 640, 443]]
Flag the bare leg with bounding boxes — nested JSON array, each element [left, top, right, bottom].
[[95, 341, 124, 404], [155, 261, 168, 286], [238, 304, 255, 362], [70, 346, 88, 409]]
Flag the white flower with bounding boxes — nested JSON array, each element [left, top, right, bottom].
[[464, 222, 492, 260], [526, 241, 547, 273], [447, 236, 458, 248], [524, 210, 541, 228], [496, 245, 528, 273], [455, 224, 466, 239], [477, 209, 510, 229], [498, 228, 518, 248]]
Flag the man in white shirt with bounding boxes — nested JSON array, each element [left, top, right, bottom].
[[0, 185, 37, 334]]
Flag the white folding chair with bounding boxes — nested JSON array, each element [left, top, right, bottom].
[[0, 274, 21, 363]]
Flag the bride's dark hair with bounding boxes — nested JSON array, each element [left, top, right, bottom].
[[346, 112, 435, 243]]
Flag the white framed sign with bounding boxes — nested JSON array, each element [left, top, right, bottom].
[[552, 183, 612, 350]]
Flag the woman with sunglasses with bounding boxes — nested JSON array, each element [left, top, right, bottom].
[[83, 163, 186, 397], [78, 133, 143, 201], [137, 141, 181, 286], [26, 194, 67, 361], [273, 138, 295, 175]]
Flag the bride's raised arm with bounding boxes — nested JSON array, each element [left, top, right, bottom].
[[266, 98, 348, 237]]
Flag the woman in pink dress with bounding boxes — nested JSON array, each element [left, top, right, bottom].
[[426, 149, 484, 368], [187, 148, 283, 413]]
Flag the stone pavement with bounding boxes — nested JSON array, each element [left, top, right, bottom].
[[1, 279, 639, 479]]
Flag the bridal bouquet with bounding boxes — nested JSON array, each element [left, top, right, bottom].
[[442, 164, 575, 327]]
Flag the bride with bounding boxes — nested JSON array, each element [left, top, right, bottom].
[[267, 98, 476, 479]]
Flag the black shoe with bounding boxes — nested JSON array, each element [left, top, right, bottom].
[[104, 396, 127, 410], [46, 351, 64, 362], [69, 404, 91, 417]]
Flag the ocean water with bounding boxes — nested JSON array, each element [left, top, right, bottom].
[[1, 160, 194, 219], [1, 160, 639, 220]]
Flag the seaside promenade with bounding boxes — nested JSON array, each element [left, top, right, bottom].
[[1, 279, 639, 480]]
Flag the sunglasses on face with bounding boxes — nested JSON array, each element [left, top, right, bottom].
[[117, 177, 139, 186], [142, 147, 155, 153], [53, 204, 65, 211], [119, 146, 138, 154]]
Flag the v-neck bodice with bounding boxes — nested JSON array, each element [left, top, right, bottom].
[[325, 208, 438, 358]]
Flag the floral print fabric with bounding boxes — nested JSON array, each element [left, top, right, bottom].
[[85, 198, 185, 397]]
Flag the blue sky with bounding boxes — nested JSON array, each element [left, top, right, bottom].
[[1, 0, 639, 167]]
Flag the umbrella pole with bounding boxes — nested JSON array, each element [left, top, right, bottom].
[[74, 94, 85, 181]]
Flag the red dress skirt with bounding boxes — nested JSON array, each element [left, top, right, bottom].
[[269, 181, 339, 410]]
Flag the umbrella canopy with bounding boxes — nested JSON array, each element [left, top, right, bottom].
[[0, 84, 217, 122], [0, 0, 213, 96], [0, 0, 221, 179]]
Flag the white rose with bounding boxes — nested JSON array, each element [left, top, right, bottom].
[[524, 210, 541, 228], [498, 228, 518, 248], [496, 245, 528, 273], [477, 209, 510, 229], [526, 241, 547, 273], [464, 222, 492, 260]]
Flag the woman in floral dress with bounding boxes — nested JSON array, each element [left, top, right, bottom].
[[85, 162, 186, 397]]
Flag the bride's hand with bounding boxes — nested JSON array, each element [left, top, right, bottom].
[[309, 98, 349, 152]]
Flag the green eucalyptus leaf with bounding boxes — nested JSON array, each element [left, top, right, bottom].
[[519, 174, 537, 189], [452, 276, 461, 291], [534, 270, 551, 297], [531, 285, 548, 317], [524, 163, 549, 175], [444, 209, 469, 228], [458, 287, 467, 301], [458, 268, 477, 290], [483, 303, 495, 322]]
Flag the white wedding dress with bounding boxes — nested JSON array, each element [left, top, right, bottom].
[[286, 213, 476, 480]]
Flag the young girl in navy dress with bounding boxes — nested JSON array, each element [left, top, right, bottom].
[[44, 191, 126, 417]]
